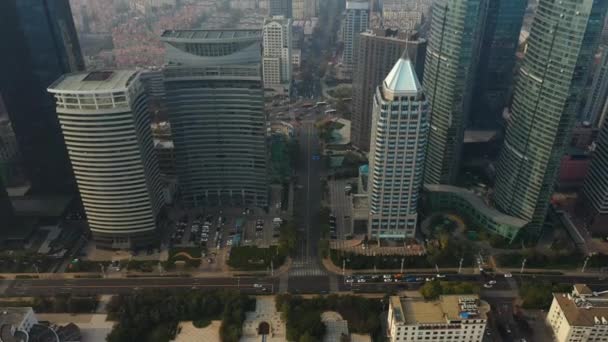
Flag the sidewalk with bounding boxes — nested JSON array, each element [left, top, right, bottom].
[[321, 257, 606, 277], [0, 257, 294, 280]]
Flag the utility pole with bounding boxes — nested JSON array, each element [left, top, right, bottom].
[[458, 258, 464, 274], [581, 256, 591, 273], [33, 264, 40, 279], [435, 264, 439, 273], [342, 259, 346, 276], [271, 260, 274, 276], [520, 258, 526, 274], [400, 258, 405, 274], [100, 264, 106, 278]]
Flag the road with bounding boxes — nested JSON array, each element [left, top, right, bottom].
[[293, 120, 323, 265], [3, 272, 605, 297]]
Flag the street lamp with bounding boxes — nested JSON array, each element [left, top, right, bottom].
[[581, 255, 591, 273]]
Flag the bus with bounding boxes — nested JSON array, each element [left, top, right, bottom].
[[325, 109, 337, 115], [315, 101, 327, 106]]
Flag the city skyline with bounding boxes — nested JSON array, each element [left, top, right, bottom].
[[1, 1, 608, 341]]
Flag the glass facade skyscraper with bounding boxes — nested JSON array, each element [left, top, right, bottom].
[[351, 29, 427, 152], [0, 178, 15, 227], [161, 30, 269, 208], [0, 0, 84, 194], [423, 0, 488, 185], [470, 0, 527, 129], [494, 0, 608, 237]]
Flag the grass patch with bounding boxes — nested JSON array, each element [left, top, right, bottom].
[[74, 274, 103, 279], [419, 280, 480, 300], [15, 275, 39, 279], [228, 246, 285, 271], [519, 281, 572, 309], [166, 247, 202, 269], [193, 318, 212, 328], [495, 251, 608, 269]]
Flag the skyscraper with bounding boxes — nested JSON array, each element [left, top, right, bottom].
[[470, 0, 527, 129], [0, 0, 84, 195], [48, 70, 165, 249], [269, 0, 292, 18], [161, 30, 268, 208], [582, 118, 608, 235], [368, 57, 429, 240], [263, 16, 293, 93], [494, 0, 608, 237], [292, 0, 305, 19], [582, 46, 608, 127], [0, 178, 15, 227], [304, 0, 319, 18], [351, 29, 427, 152], [342, 0, 370, 70], [423, 0, 488, 185]]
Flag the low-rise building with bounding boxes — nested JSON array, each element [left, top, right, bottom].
[[423, 184, 528, 242], [0, 307, 38, 342], [547, 284, 608, 342], [387, 295, 490, 342]]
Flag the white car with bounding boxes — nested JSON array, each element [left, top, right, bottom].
[[483, 284, 493, 289], [345, 278, 354, 283], [488, 280, 497, 285], [253, 283, 263, 288], [383, 274, 392, 279], [357, 278, 366, 283], [436, 274, 446, 278], [383, 278, 393, 283], [504, 273, 513, 278]]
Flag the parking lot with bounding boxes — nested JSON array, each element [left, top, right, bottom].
[[167, 207, 282, 256]]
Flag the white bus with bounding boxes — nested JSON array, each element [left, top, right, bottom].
[[325, 109, 337, 115]]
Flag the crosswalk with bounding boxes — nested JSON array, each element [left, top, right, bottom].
[[288, 261, 327, 277]]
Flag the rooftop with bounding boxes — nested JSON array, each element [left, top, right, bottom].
[[48, 70, 139, 93], [553, 284, 608, 327], [0, 307, 33, 327], [391, 295, 489, 326], [161, 29, 261, 41], [383, 58, 421, 97]]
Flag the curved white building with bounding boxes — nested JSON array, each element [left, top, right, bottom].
[[48, 70, 164, 249]]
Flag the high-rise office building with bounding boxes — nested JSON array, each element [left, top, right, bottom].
[[0, 179, 15, 227], [0, 0, 84, 194], [351, 29, 427, 152], [292, 0, 305, 19], [305, 0, 319, 18], [423, 0, 488, 185], [368, 57, 428, 239], [494, 0, 608, 237], [582, 119, 608, 235], [381, 0, 426, 32], [582, 46, 608, 127], [48, 70, 165, 249], [470, 0, 527, 129], [161, 30, 268, 208], [263, 16, 293, 92], [342, 0, 370, 70], [269, 0, 292, 18]]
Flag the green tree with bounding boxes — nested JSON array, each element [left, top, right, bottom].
[[299, 332, 316, 342], [420, 280, 442, 300]]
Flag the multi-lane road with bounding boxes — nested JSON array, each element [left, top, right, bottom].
[[3, 272, 605, 297]]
